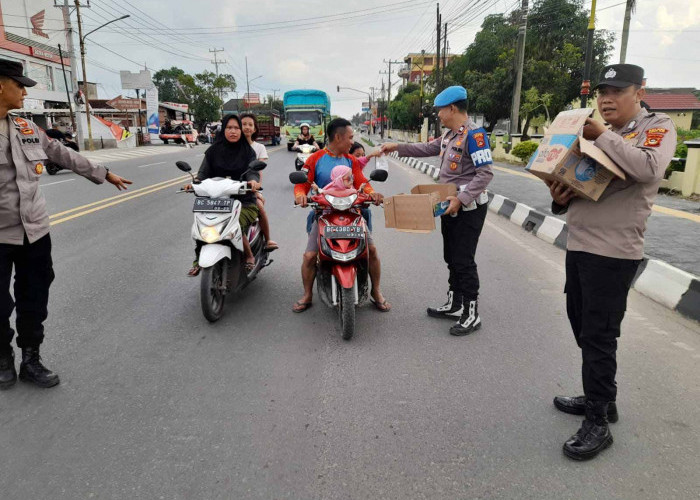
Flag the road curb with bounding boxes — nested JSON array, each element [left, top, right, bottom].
[[389, 151, 700, 322]]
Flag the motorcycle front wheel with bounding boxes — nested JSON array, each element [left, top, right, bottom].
[[200, 260, 227, 322], [339, 286, 355, 340]]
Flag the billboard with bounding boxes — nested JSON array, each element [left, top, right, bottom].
[[0, 0, 66, 54], [120, 70, 153, 90], [146, 86, 159, 139]]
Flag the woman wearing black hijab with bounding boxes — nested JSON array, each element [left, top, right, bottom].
[[185, 114, 261, 276]]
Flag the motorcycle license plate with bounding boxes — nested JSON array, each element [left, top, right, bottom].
[[193, 197, 233, 213], [324, 226, 363, 239]]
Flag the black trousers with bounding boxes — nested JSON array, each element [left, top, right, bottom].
[[0, 234, 54, 352], [440, 203, 487, 301], [565, 251, 640, 402]]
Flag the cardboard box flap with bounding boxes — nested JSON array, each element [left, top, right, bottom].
[[579, 139, 626, 180], [410, 183, 457, 199], [547, 108, 594, 135], [383, 193, 438, 232]]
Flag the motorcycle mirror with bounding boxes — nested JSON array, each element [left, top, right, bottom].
[[176, 161, 192, 172], [249, 160, 267, 171], [369, 169, 388, 182], [289, 171, 308, 184]]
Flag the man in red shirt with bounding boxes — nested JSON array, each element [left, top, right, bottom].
[[293, 118, 390, 313]]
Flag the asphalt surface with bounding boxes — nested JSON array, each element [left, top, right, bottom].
[[1, 144, 699, 499]]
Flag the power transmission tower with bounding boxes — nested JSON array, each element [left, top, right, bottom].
[[510, 0, 528, 136]]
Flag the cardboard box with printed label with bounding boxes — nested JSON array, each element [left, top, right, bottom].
[[525, 108, 626, 201], [384, 184, 457, 233]]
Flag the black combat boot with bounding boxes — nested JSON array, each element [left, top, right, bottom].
[[19, 347, 60, 388], [449, 299, 481, 336], [427, 290, 464, 319], [563, 400, 613, 461], [0, 349, 17, 389], [553, 395, 618, 422]]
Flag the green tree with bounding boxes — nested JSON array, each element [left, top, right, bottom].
[[438, 0, 614, 131], [388, 83, 423, 131], [152, 67, 188, 103]]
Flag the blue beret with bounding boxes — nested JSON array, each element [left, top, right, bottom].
[[434, 86, 468, 107]]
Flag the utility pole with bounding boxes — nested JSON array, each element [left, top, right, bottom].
[[580, 0, 597, 107], [209, 48, 225, 116], [270, 89, 280, 110], [55, 1, 83, 144], [245, 56, 250, 109], [380, 80, 386, 139], [442, 22, 448, 87], [435, 4, 441, 89], [509, 0, 528, 137], [382, 59, 402, 103], [74, 0, 94, 151]]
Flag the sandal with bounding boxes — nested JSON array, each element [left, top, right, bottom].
[[187, 264, 201, 277], [370, 297, 391, 312], [265, 241, 279, 252], [292, 300, 313, 313], [244, 260, 256, 273]]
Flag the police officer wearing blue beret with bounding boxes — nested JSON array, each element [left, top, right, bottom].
[[382, 86, 494, 336]]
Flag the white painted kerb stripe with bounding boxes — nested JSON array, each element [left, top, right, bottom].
[[536, 216, 566, 244], [510, 202, 533, 226], [633, 259, 694, 309]]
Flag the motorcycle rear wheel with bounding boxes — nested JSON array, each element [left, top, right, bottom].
[[200, 260, 227, 322], [339, 286, 355, 340]]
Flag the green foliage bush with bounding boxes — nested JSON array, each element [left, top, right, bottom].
[[511, 140, 539, 163]]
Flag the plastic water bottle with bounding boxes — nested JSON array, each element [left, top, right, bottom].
[[376, 154, 388, 171]]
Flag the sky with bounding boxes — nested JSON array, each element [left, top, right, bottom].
[[63, 0, 700, 119]]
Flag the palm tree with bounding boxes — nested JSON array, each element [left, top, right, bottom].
[[619, 0, 636, 63]]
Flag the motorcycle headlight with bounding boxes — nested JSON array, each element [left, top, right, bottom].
[[330, 243, 364, 262], [325, 193, 357, 211], [200, 226, 220, 243]]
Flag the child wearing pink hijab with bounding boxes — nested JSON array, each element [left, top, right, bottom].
[[322, 165, 354, 192]]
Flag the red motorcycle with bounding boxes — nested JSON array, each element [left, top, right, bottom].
[[290, 169, 387, 340]]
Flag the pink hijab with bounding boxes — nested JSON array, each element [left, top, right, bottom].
[[323, 165, 353, 191]]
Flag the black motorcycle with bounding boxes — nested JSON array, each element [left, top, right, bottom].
[[45, 130, 80, 175]]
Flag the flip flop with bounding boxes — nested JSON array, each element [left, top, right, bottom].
[[292, 300, 313, 313], [370, 297, 391, 312], [187, 265, 201, 277], [265, 242, 279, 252], [245, 260, 256, 273]]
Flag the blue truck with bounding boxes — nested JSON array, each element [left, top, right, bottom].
[[282, 89, 331, 150]]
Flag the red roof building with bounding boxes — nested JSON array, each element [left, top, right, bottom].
[[642, 91, 700, 130]]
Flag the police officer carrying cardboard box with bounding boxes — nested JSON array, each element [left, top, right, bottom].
[[382, 86, 494, 336], [547, 64, 676, 460], [0, 59, 132, 389]]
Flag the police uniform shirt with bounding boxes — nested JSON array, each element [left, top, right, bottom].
[[0, 116, 107, 245], [560, 109, 677, 260], [396, 119, 494, 205]]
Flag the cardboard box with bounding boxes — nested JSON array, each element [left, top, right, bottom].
[[525, 108, 626, 201], [384, 184, 457, 232]]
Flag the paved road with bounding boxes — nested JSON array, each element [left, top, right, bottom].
[[1, 145, 698, 499], [370, 134, 700, 276]]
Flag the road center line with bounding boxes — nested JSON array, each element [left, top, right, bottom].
[[138, 161, 167, 168], [50, 177, 188, 226], [49, 175, 190, 219], [41, 179, 75, 187]]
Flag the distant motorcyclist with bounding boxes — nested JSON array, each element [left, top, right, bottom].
[[292, 123, 319, 151]]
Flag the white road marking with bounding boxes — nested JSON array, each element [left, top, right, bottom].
[[40, 179, 75, 187], [138, 161, 166, 168], [672, 342, 695, 352]]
